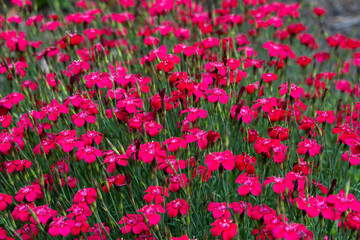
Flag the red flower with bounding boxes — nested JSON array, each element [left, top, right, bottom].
[[158, 155, 186, 174], [264, 177, 293, 194], [103, 151, 128, 173], [144, 186, 168, 204], [67, 60, 89, 75], [138, 204, 166, 226], [327, 189, 360, 212], [102, 174, 127, 193], [67, 202, 92, 221], [205, 88, 229, 104], [70, 219, 90, 236], [231, 106, 258, 124], [229, 201, 250, 215], [49, 217, 75, 237], [180, 108, 207, 122], [299, 116, 316, 131], [138, 142, 166, 164], [166, 199, 190, 218], [252, 98, 277, 112], [15, 184, 42, 202], [342, 151, 360, 166], [305, 196, 336, 220], [261, 73, 277, 83], [297, 138, 321, 157], [15, 223, 38, 240], [0, 193, 12, 211], [12, 203, 35, 222], [278, 83, 304, 99], [29, 205, 57, 226], [81, 131, 103, 146], [235, 174, 262, 196], [144, 120, 162, 136], [35, 99, 69, 121], [163, 137, 187, 152], [0, 114, 12, 128], [272, 222, 313, 240], [316, 111, 335, 124], [208, 202, 231, 218], [210, 218, 237, 240], [235, 153, 256, 174], [157, 59, 175, 73], [169, 173, 188, 192], [267, 126, 289, 141], [73, 188, 97, 205], [205, 150, 235, 172], [72, 110, 96, 127], [119, 214, 149, 234], [250, 204, 276, 221], [296, 56, 312, 67], [313, 6, 326, 16], [76, 146, 103, 164], [1, 159, 31, 174], [183, 128, 210, 150]]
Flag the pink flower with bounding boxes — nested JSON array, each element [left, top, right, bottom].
[[73, 188, 97, 205], [208, 202, 231, 218], [264, 177, 293, 194], [158, 155, 186, 174], [138, 204, 166, 226], [143, 186, 168, 204], [235, 174, 262, 196], [144, 121, 162, 136], [210, 218, 238, 240], [72, 110, 96, 127], [261, 73, 278, 83], [297, 138, 321, 157], [138, 142, 166, 164], [29, 205, 57, 225], [205, 150, 235, 172], [12, 203, 35, 222], [15, 184, 42, 202], [76, 146, 103, 164], [205, 88, 229, 104], [0, 193, 12, 211], [180, 108, 207, 122], [119, 214, 149, 234], [163, 137, 187, 152], [49, 217, 75, 237], [166, 199, 190, 218], [169, 173, 188, 192]]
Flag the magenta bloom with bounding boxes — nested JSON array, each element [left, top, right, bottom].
[[35, 99, 69, 121], [72, 110, 96, 127], [49, 217, 75, 237], [297, 138, 321, 157], [73, 188, 97, 205], [169, 173, 188, 192], [158, 155, 186, 174], [0, 114, 12, 128], [166, 199, 190, 218], [103, 151, 128, 173], [144, 120, 162, 136], [30, 204, 57, 225], [12, 203, 35, 222], [235, 174, 262, 196], [180, 107, 207, 122], [163, 137, 187, 152], [0, 193, 12, 211], [76, 146, 103, 164], [143, 186, 169, 204], [210, 218, 238, 240], [119, 214, 149, 234], [205, 88, 229, 104], [272, 222, 313, 240], [138, 204, 166, 226], [67, 202, 92, 221], [205, 150, 235, 172], [264, 176, 293, 194], [15, 184, 42, 202], [138, 142, 166, 164], [208, 202, 231, 219], [261, 73, 278, 83]]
